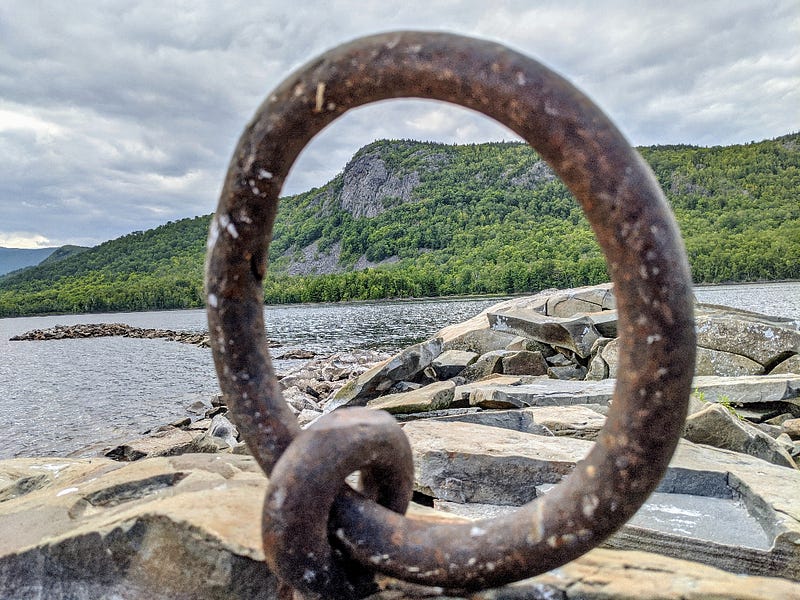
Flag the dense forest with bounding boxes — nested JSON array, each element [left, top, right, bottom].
[[0, 133, 797, 317]]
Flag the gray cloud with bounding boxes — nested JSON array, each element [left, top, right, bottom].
[[0, 0, 797, 247]]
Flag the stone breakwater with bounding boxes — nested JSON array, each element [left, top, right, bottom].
[[10, 323, 215, 348], [2, 284, 800, 599]]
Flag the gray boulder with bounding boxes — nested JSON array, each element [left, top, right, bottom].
[[207, 414, 239, 449], [523, 405, 607, 440], [402, 420, 800, 581], [500, 350, 548, 376], [487, 308, 600, 358], [431, 349, 478, 379], [683, 403, 796, 468], [458, 350, 510, 382], [326, 338, 442, 410]]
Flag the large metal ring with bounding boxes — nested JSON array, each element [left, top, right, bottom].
[[205, 31, 696, 594]]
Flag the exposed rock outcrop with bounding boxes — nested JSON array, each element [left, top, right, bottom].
[[339, 150, 421, 218], [1, 453, 798, 599]]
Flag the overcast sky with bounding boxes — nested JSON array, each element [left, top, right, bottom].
[[1, 1, 797, 248]]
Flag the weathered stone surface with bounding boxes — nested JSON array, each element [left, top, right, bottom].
[[545, 352, 574, 367], [423, 408, 553, 436], [405, 421, 583, 505], [326, 338, 443, 410], [544, 283, 616, 317], [367, 381, 455, 415], [402, 420, 800, 581], [684, 403, 796, 468], [500, 350, 548, 376], [784, 418, 800, 440], [694, 305, 800, 368], [693, 373, 800, 404], [430, 349, 478, 379], [281, 385, 321, 413], [452, 375, 524, 403], [466, 374, 800, 410], [207, 414, 239, 449], [1, 454, 796, 599], [590, 338, 763, 380], [104, 428, 197, 461], [466, 548, 800, 600], [773, 354, 800, 375], [695, 346, 765, 376], [547, 364, 588, 380], [585, 309, 618, 337], [524, 405, 607, 440], [470, 379, 616, 408], [0, 454, 280, 599], [488, 308, 600, 358], [441, 326, 525, 356], [458, 350, 509, 382], [586, 338, 613, 380]]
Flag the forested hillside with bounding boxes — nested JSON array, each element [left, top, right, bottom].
[[0, 134, 797, 317]]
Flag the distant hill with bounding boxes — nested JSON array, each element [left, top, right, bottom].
[[37, 245, 89, 266], [0, 245, 89, 277], [0, 247, 57, 276], [0, 133, 797, 317]]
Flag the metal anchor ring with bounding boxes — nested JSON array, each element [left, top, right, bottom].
[[205, 30, 696, 597], [262, 408, 414, 598]]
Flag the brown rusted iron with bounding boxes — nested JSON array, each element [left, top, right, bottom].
[[262, 408, 414, 598], [205, 31, 696, 598]]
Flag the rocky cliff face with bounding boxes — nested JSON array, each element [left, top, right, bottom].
[[339, 150, 421, 218]]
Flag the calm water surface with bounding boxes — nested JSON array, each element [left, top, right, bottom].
[[0, 282, 797, 459]]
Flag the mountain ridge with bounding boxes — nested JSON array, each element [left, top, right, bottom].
[[0, 134, 797, 317]]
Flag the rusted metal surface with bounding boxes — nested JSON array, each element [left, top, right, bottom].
[[263, 408, 414, 599], [205, 31, 696, 598]]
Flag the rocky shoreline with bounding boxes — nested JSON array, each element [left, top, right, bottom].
[[2, 284, 800, 599]]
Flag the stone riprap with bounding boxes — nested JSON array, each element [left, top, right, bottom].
[[3, 285, 800, 598]]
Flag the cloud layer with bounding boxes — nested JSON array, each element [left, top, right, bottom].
[[0, 0, 797, 247]]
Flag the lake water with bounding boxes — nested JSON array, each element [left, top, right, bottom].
[[0, 281, 797, 459]]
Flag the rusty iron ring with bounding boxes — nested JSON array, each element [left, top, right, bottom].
[[205, 31, 696, 594], [262, 408, 414, 598]]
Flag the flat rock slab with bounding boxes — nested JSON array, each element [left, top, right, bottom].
[[695, 305, 800, 368], [368, 381, 456, 414], [467, 374, 800, 408], [523, 405, 607, 439], [370, 548, 800, 600], [103, 427, 198, 461], [403, 420, 800, 581], [470, 379, 616, 408], [0, 453, 798, 599]]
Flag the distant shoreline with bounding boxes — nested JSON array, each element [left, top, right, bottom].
[[1, 279, 798, 321]]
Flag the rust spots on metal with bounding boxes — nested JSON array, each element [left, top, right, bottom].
[[205, 31, 695, 598]]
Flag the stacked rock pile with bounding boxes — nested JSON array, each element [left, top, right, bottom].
[[10, 323, 214, 348]]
